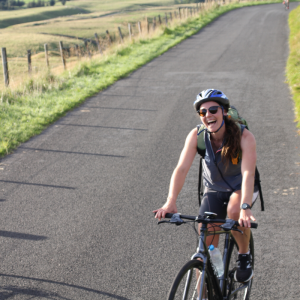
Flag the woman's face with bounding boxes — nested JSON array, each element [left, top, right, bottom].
[[199, 101, 225, 132]]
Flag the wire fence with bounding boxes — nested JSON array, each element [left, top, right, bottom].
[[0, 0, 251, 90]]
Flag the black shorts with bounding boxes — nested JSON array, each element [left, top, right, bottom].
[[199, 186, 259, 219]]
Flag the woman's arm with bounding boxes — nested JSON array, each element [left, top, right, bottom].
[[239, 128, 257, 227], [153, 128, 198, 220]]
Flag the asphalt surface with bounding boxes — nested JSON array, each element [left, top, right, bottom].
[[1, 3, 300, 300]]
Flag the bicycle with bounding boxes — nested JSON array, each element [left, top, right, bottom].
[[157, 212, 257, 300], [282, 0, 289, 9]]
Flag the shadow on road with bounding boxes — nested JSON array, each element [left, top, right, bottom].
[[0, 273, 131, 300], [0, 180, 76, 190], [0, 230, 47, 241]]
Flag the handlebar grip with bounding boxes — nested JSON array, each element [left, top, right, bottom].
[[251, 223, 258, 229], [164, 213, 174, 219], [234, 221, 258, 229]]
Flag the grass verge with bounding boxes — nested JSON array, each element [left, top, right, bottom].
[[0, 0, 284, 157], [287, 3, 300, 129]]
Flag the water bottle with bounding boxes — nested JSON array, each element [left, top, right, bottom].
[[208, 245, 224, 277]]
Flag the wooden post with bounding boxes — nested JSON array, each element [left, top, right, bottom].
[[1, 47, 9, 87], [75, 44, 81, 60], [165, 13, 168, 25], [27, 50, 32, 74], [44, 44, 49, 68], [59, 41, 66, 70], [146, 18, 149, 34], [178, 8, 181, 19], [94, 33, 103, 54], [138, 21, 142, 34], [128, 23, 132, 40], [84, 40, 91, 59], [152, 17, 156, 31], [158, 15, 162, 25], [106, 30, 112, 46], [118, 27, 124, 43], [169, 12, 172, 21]]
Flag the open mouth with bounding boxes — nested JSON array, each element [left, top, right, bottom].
[[207, 120, 217, 126]]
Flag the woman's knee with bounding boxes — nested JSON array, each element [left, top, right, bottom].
[[227, 204, 240, 220]]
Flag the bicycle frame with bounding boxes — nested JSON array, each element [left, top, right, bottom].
[[189, 221, 250, 299]]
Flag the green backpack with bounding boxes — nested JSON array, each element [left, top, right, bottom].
[[196, 106, 265, 211]]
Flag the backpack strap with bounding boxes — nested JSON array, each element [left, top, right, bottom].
[[198, 157, 203, 207], [197, 124, 206, 158], [255, 167, 265, 211]]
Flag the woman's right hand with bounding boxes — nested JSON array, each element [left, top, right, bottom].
[[153, 202, 178, 221]]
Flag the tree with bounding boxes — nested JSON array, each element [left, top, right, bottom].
[[49, 0, 55, 5], [60, 0, 66, 4]]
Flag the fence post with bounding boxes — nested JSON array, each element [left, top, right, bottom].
[[1, 47, 9, 87], [75, 44, 81, 60], [84, 40, 91, 59], [146, 18, 149, 34], [59, 41, 66, 70], [158, 15, 162, 25], [169, 12, 172, 21], [138, 21, 142, 34], [94, 33, 103, 54], [118, 27, 124, 43], [128, 23, 132, 40], [178, 8, 181, 19], [165, 13, 168, 25], [27, 50, 32, 74], [44, 44, 49, 68], [153, 17, 156, 31], [106, 30, 112, 46]]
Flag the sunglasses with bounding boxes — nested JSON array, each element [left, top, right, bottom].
[[198, 106, 222, 117]]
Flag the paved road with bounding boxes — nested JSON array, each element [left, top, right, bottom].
[[1, 3, 299, 300]]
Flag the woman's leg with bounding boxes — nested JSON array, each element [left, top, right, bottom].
[[227, 190, 251, 253]]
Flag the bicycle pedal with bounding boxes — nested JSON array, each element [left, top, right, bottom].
[[228, 267, 237, 278]]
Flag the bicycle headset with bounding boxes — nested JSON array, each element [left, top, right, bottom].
[[193, 89, 230, 133]]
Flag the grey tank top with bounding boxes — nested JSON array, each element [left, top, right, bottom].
[[202, 125, 246, 192]]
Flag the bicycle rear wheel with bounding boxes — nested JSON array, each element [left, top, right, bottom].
[[226, 232, 254, 300], [167, 259, 213, 300]]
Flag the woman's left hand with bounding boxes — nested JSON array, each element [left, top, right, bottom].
[[238, 209, 256, 228]]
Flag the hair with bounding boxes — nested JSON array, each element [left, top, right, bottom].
[[221, 116, 242, 167]]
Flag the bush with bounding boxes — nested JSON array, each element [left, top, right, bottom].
[[49, 0, 55, 5], [27, 0, 45, 7]]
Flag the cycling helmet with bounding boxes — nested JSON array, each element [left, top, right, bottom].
[[193, 89, 230, 112]]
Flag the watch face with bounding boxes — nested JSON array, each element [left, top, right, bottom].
[[242, 203, 250, 209]]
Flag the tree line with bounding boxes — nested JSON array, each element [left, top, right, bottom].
[[0, 0, 70, 10]]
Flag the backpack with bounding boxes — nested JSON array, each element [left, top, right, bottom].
[[197, 106, 265, 211]]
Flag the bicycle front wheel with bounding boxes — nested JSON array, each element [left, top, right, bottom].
[[167, 259, 214, 300]]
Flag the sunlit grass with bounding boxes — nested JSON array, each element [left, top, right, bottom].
[[287, 3, 300, 128]]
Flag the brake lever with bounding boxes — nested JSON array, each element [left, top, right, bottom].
[[157, 220, 170, 225], [220, 219, 243, 234], [157, 213, 185, 226]]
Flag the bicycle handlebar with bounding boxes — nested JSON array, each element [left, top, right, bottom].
[[162, 213, 258, 229]]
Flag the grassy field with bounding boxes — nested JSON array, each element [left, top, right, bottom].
[[0, 0, 196, 89], [287, 4, 300, 129], [0, 0, 293, 157]]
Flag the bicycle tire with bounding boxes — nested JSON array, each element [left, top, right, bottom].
[[167, 259, 214, 300], [225, 232, 254, 300]]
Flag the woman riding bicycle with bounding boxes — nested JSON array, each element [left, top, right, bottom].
[[154, 89, 258, 284]]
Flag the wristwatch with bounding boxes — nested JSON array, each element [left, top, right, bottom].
[[240, 203, 251, 210]]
